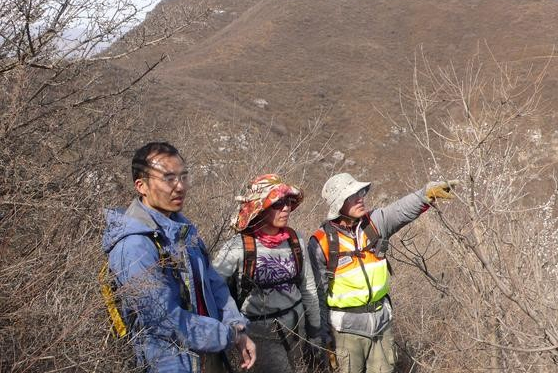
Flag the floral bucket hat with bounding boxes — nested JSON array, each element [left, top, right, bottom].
[[231, 174, 303, 232]]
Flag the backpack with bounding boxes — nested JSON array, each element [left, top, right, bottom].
[[230, 227, 304, 309], [99, 231, 191, 338]]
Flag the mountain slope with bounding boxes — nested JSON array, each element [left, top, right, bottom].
[[125, 0, 558, 183]]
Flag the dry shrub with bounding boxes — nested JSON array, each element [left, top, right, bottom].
[[0, 1, 209, 371], [8, 2, 557, 372], [386, 47, 558, 372], [169, 116, 334, 255], [1, 79, 334, 372], [0, 77, 142, 372]]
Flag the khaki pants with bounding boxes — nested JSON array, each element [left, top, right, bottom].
[[333, 325, 396, 373]]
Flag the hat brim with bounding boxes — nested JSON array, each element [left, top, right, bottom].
[[326, 181, 371, 220], [233, 183, 303, 232]]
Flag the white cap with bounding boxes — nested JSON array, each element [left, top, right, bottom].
[[322, 173, 371, 220]]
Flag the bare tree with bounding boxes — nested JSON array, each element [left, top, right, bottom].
[[0, 1, 209, 371], [389, 47, 558, 372]]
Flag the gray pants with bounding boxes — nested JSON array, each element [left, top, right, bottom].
[[248, 304, 307, 373], [333, 324, 396, 373], [203, 353, 226, 373]]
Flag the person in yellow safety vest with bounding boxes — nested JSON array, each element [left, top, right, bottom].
[[307, 173, 457, 373]]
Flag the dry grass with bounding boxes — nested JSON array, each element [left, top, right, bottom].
[[2, 2, 558, 372]]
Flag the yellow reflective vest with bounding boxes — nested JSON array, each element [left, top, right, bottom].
[[313, 218, 390, 309]]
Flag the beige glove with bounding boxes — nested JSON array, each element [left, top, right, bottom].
[[425, 180, 459, 203], [326, 340, 339, 370]]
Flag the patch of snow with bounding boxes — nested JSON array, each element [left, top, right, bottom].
[[332, 151, 345, 162], [390, 126, 406, 135], [527, 128, 542, 144], [253, 98, 269, 109]]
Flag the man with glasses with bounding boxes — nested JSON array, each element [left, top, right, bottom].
[[102, 142, 256, 373], [307, 173, 457, 373]]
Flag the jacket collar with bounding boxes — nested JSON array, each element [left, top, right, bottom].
[[127, 198, 191, 243], [329, 218, 360, 237]]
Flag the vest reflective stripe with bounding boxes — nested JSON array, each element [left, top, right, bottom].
[[338, 235, 355, 248], [334, 260, 387, 279], [314, 226, 390, 308]]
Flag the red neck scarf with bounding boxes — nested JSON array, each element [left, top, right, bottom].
[[254, 228, 290, 248]]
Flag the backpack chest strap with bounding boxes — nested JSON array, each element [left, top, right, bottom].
[[320, 215, 381, 279]]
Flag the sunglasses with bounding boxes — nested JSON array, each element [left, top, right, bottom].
[[270, 197, 298, 210], [348, 188, 368, 200]]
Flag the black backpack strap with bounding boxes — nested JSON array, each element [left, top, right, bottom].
[[149, 231, 192, 311], [237, 233, 257, 308], [361, 214, 390, 258], [284, 227, 304, 284], [149, 232, 166, 258], [322, 222, 340, 281], [360, 215, 381, 254], [359, 215, 392, 273]]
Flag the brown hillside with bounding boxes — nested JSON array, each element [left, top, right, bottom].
[[121, 0, 558, 188]]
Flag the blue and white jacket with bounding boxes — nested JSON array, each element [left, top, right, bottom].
[[102, 198, 247, 373]]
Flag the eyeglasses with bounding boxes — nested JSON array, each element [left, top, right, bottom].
[[145, 171, 190, 186], [270, 197, 297, 210]]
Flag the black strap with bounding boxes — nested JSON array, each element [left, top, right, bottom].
[[285, 227, 304, 284], [246, 299, 303, 322], [360, 216, 392, 273], [328, 296, 385, 313], [150, 231, 192, 311], [322, 222, 340, 281], [360, 216, 381, 254]]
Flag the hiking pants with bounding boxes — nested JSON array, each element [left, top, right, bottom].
[[333, 324, 396, 373], [247, 304, 308, 373]]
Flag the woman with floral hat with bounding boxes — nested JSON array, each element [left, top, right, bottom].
[[212, 174, 322, 373]]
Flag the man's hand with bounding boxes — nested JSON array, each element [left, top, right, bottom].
[[425, 180, 459, 203], [234, 327, 256, 370]]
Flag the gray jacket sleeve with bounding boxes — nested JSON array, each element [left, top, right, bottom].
[[370, 188, 429, 238], [212, 234, 244, 280], [296, 232, 322, 337], [307, 235, 332, 342]]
